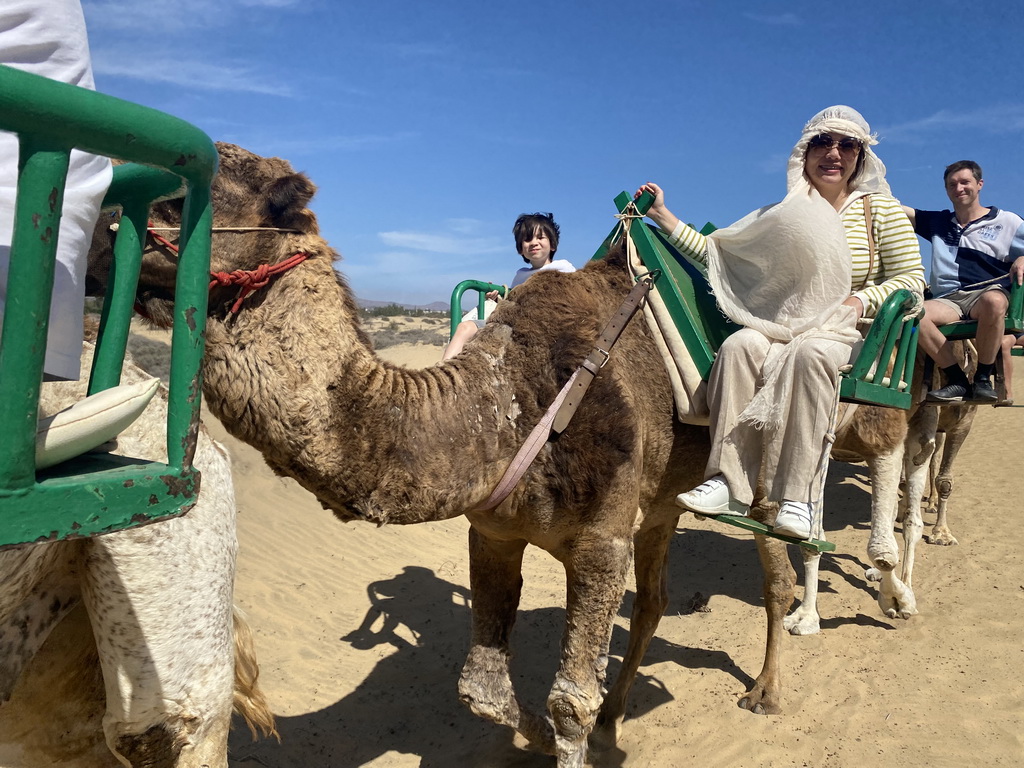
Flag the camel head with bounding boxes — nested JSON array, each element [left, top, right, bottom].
[[89, 142, 330, 327]]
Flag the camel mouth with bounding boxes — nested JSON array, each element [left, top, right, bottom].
[[135, 289, 177, 328], [331, 500, 387, 526]]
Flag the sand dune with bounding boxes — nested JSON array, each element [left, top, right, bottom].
[[133, 322, 1022, 767]]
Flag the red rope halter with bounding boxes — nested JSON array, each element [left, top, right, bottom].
[[148, 225, 309, 315]]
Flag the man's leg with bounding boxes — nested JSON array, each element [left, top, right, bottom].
[[919, 299, 972, 402], [967, 289, 1009, 402]]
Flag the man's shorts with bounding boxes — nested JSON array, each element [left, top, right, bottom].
[[932, 285, 1009, 318]]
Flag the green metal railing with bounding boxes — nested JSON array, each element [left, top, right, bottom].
[[448, 279, 507, 338], [595, 190, 922, 409], [587, 191, 930, 551], [0, 63, 217, 549]]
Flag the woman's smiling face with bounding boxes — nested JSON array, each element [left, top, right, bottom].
[[804, 133, 861, 195]]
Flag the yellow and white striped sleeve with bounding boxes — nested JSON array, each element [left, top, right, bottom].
[[664, 220, 710, 267], [845, 195, 925, 317]]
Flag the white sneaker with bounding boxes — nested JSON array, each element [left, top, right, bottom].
[[675, 475, 749, 517], [773, 501, 813, 540]]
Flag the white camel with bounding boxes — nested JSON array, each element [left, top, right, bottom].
[[0, 340, 275, 768], [783, 343, 980, 636]]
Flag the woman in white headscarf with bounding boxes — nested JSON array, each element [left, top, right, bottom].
[[637, 105, 925, 539]]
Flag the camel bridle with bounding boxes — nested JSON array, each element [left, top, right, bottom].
[[145, 224, 309, 316]]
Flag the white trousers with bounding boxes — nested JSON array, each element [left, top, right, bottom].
[[706, 328, 853, 505], [0, 0, 112, 380]]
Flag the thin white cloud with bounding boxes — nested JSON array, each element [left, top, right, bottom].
[[92, 52, 293, 96], [367, 41, 453, 60], [378, 231, 504, 256], [83, 0, 235, 31], [444, 218, 489, 235], [343, 250, 473, 303], [232, 132, 419, 157], [759, 151, 790, 175], [880, 105, 1024, 142], [240, 0, 302, 7]]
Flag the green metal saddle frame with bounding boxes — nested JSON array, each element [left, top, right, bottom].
[[0, 64, 217, 550], [449, 280, 508, 338], [592, 191, 930, 552]]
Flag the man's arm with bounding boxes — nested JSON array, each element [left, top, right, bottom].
[[900, 205, 917, 228], [1009, 221, 1024, 286]]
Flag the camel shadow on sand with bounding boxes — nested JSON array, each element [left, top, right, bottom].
[[227, 552, 774, 768], [229, 465, 891, 766]]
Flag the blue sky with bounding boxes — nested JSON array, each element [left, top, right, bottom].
[[82, 0, 1024, 306]]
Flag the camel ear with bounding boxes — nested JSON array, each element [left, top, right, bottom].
[[264, 173, 317, 228]]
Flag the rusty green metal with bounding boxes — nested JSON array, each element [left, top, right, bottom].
[[594, 191, 922, 410], [588, 192, 926, 551], [0, 64, 216, 549], [449, 279, 508, 338]]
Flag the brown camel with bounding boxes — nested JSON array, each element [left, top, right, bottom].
[[90, 142, 922, 764]]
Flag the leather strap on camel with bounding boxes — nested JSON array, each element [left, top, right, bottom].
[[471, 272, 657, 513]]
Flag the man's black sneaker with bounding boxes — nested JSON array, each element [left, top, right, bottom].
[[968, 378, 999, 404], [925, 382, 970, 403]]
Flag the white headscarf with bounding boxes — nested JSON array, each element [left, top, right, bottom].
[[787, 104, 891, 207], [703, 105, 870, 428]]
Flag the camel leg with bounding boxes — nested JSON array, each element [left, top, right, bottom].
[[592, 519, 676, 750], [924, 430, 944, 519], [739, 533, 794, 714], [783, 549, 822, 636], [864, 446, 918, 620], [926, 410, 975, 547], [548, 533, 632, 768], [80, 438, 239, 768], [458, 528, 553, 752]]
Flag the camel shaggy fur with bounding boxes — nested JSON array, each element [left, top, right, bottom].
[[0, 340, 275, 767], [88, 142, 962, 765], [93, 143, 808, 767]]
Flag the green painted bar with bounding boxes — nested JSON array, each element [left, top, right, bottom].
[[0, 456, 198, 552], [694, 512, 836, 553], [0, 65, 217, 547], [0, 65, 216, 189], [0, 143, 70, 490], [448, 279, 507, 337]]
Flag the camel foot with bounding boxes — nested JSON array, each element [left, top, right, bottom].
[[588, 712, 622, 754], [459, 649, 554, 753], [783, 604, 820, 636], [925, 526, 959, 546], [876, 573, 918, 620], [548, 679, 600, 768], [864, 567, 882, 582], [738, 681, 780, 715]]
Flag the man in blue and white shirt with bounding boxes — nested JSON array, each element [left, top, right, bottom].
[[903, 160, 1024, 403]]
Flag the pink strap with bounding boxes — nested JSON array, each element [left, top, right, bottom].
[[469, 370, 580, 513]]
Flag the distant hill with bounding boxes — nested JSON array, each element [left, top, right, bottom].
[[356, 297, 449, 312]]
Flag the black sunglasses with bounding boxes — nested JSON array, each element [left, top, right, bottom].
[[807, 133, 863, 153]]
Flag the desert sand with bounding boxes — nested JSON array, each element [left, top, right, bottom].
[[134, 322, 1022, 768]]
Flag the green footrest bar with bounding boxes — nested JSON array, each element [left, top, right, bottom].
[[692, 512, 836, 553]]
